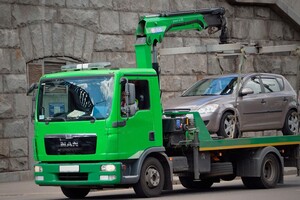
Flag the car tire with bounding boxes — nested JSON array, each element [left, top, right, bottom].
[[217, 112, 239, 138], [282, 109, 299, 135]]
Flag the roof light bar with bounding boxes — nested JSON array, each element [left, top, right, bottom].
[[61, 62, 111, 71]]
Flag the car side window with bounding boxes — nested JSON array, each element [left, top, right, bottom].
[[243, 76, 262, 94], [261, 77, 282, 93]]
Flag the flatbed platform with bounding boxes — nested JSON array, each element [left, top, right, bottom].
[[200, 135, 300, 151]]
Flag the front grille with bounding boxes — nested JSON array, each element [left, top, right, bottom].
[[45, 134, 96, 155], [58, 173, 88, 181]]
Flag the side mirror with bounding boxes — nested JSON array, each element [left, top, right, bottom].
[[27, 83, 38, 122], [27, 83, 38, 96], [126, 83, 136, 105], [239, 87, 254, 96], [124, 82, 137, 117]]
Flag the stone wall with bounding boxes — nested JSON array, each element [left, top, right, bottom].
[[0, 0, 299, 182]]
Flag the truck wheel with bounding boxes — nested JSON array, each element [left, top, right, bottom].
[[282, 110, 298, 135], [133, 157, 165, 197], [61, 187, 90, 199], [217, 112, 239, 138], [221, 174, 236, 181], [179, 176, 213, 189], [242, 153, 280, 189]]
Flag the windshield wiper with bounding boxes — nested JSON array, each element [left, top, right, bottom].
[[44, 116, 66, 124], [77, 115, 97, 123]]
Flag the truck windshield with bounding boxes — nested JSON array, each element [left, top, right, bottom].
[[37, 76, 114, 122]]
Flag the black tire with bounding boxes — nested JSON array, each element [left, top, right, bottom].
[[242, 153, 280, 189], [217, 112, 239, 138], [179, 176, 213, 189], [61, 187, 90, 199], [133, 157, 165, 197], [282, 110, 299, 135], [221, 174, 237, 181]]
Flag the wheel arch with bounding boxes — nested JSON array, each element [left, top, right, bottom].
[[237, 146, 284, 183], [147, 152, 173, 190], [217, 108, 240, 138], [121, 147, 173, 190]]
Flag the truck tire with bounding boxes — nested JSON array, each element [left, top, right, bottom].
[[242, 153, 280, 189], [282, 109, 298, 135], [133, 157, 165, 197], [217, 112, 239, 138], [61, 187, 90, 199], [179, 176, 213, 189]]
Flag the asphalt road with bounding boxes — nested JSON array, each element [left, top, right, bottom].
[[0, 175, 299, 200]]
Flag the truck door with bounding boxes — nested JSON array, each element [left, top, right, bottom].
[[117, 79, 157, 159]]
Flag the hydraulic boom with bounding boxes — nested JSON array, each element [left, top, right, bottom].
[[134, 7, 228, 71]]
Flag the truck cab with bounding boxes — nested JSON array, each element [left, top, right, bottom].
[[33, 64, 167, 187]]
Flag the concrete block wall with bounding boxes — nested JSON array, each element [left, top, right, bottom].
[[0, 0, 299, 182]]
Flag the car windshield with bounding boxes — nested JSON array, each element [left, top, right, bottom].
[[37, 76, 114, 122], [182, 76, 238, 96]]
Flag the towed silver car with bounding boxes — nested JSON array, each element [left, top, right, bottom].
[[164, 73, 299, 138]]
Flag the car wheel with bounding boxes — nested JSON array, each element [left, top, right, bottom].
[[217, 112, 239, 138], [282, 110, 299, 135]]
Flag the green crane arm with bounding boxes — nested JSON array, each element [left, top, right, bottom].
[[134, 7, 228, 70]]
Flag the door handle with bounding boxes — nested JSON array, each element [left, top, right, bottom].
[[283, 97, 288, 102], [261, 99, 266, 104], [149, 132, 155, 141]]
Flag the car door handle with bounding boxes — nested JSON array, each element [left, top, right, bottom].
[[283, 97, 288, 102], [261, 99, 266, 104]]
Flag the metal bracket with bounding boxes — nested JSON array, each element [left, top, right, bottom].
[[159, 43, 299, 56]]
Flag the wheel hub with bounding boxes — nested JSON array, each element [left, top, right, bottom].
[[145, 167, 160, 188], [288, 114, 299, 133], [224, 115, 235, 137]]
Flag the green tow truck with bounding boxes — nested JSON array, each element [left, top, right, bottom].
[[28, 8, 300, 199]]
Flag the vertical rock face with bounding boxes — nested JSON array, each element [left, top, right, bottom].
[[0, 0, 299, 182]]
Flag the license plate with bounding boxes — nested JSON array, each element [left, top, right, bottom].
[[59, 165, 79, 172]]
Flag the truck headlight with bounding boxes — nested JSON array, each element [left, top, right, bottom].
[[101, 164, 116, 172], [34, 166, 43, 172], [198, 104, 219, 114]]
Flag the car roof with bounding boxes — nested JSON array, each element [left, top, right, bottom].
[[203, 73, 284, 79]]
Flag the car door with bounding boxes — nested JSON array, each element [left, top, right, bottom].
[[237, 75, 269, 131], [260, 75, 287, 129]]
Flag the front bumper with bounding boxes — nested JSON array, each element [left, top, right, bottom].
[[200, 111, 222, 133], [34, 162, 122, 186]]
